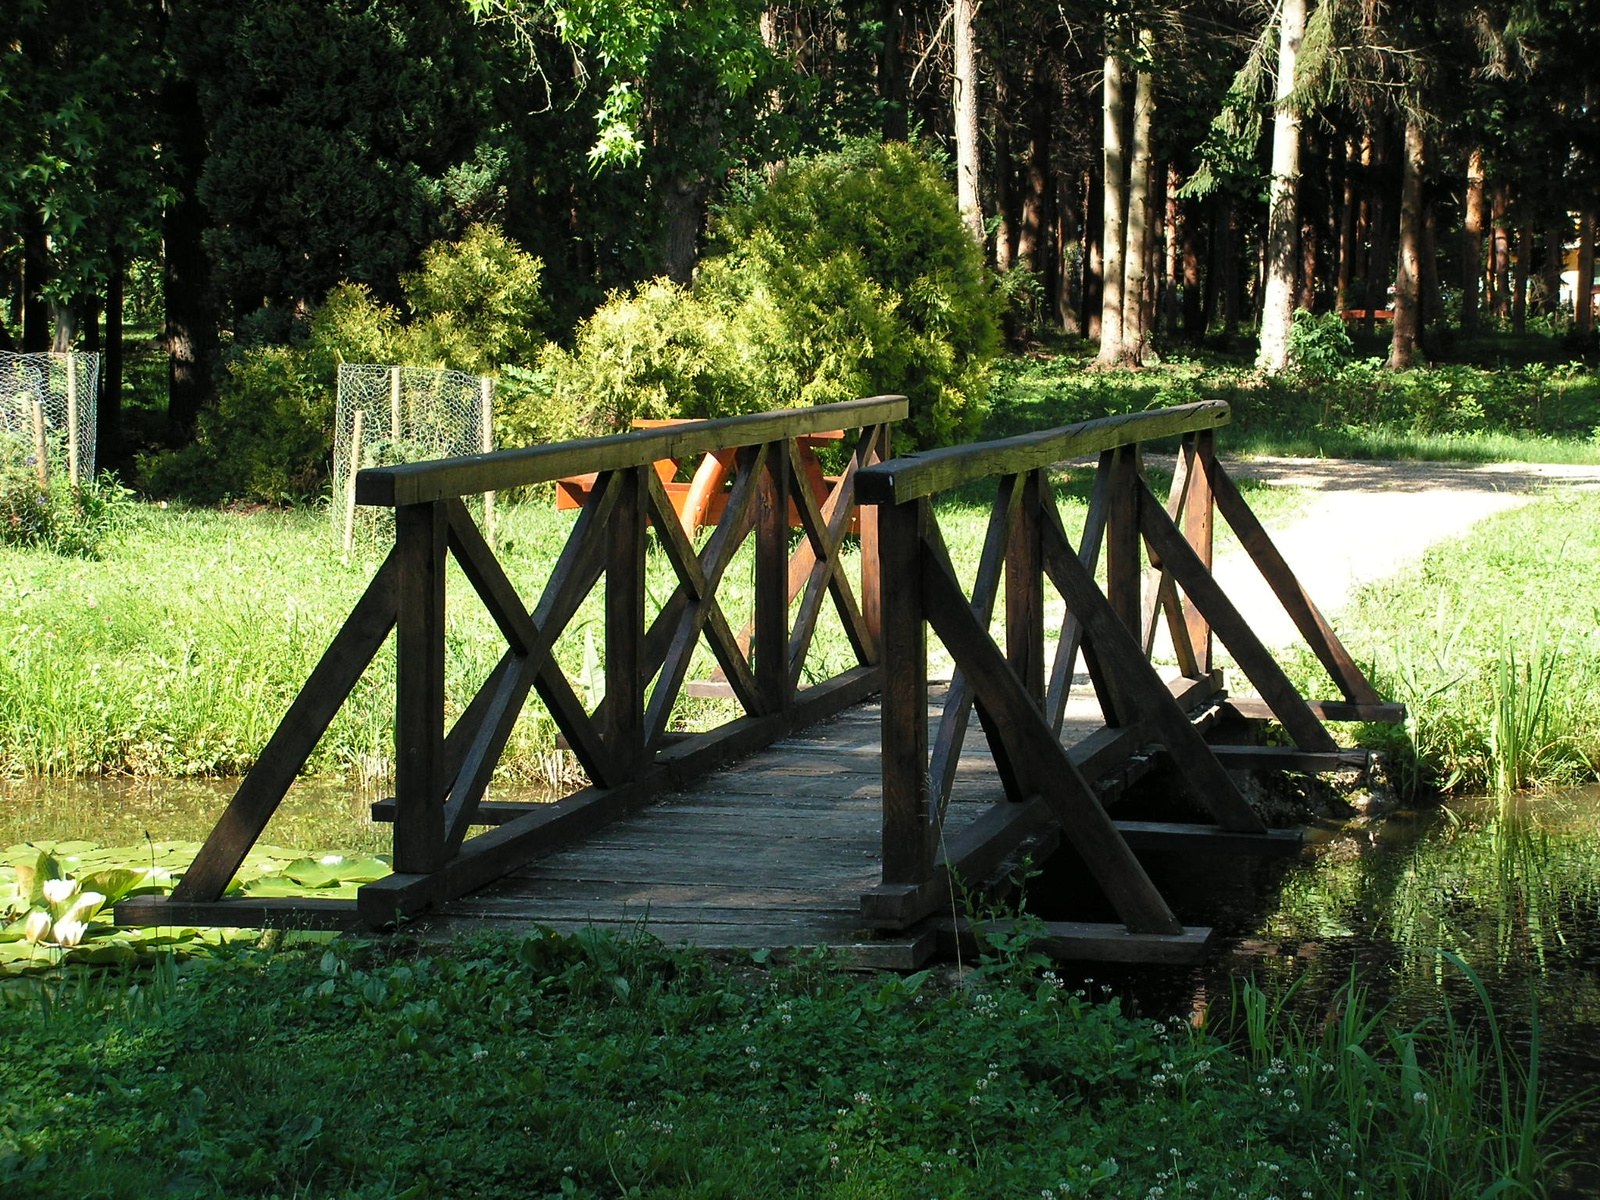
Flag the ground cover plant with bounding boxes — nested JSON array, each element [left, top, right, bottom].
[[1326, 490, 1600, 794], [0, 928, 1576, 1200]]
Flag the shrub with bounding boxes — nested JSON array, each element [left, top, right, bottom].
[[1285, 308, 1354, 380], [0, 466, 133, 559], [708, 140, 1001, 448], [144, 226, 550, 504]]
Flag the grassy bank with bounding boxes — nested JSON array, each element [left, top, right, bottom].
[[0, 931, 1574, 1200], [1327, 490, 1600, 793], [989, 341, 1600, 465], [0, 472, 1307, 784]]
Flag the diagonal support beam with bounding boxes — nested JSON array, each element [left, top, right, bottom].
[[1133, 473, 1340, 753], [918, 549, 1182, 935], [1038, 500, 1266, 833]]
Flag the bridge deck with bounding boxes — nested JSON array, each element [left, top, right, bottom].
[[408, 698, 1078, 966]]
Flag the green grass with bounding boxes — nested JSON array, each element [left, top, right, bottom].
[[988, 336, 1600, 466], [1312, 491, 1600, 793], [0, 930, 1576, 1200]]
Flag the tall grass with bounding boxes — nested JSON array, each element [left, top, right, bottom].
[[1230, 953, 1585, 1198]]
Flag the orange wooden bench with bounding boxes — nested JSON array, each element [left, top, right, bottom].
[[556, 419, 855, 537]]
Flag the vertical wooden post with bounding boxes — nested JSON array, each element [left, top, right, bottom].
[[389, 366, 402, 444], [393, 500, 448, 873], [30, 396, 48, 489], [857, 424, 888, 656], [880, 497, 933, 885], [754, 440, 791, 713], [479, 376, 496, 549], [1104, 445, 1141, 636], [1183, 430, 1215, 674], [64, 354, 80, 487], [343, 409, 365, 555], [605, 466, 647, 775], [1005, 468, 1045, 708]]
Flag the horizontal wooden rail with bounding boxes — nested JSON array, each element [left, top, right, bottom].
[[855, 400, 1230, 505], [358, 395, 905, 505]]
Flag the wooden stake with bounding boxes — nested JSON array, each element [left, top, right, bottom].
[[479, 375, 496, 548], [31, 396, 48, 488], [344, 408, 365, 555], [64, 354, 80, 486], [390, 366, 402, 443]]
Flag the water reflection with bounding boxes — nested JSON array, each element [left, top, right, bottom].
[[1055, 786, 1600, 1195], [0, 776, 397, 855]]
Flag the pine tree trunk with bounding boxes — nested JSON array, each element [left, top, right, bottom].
[[1221, 201, 1240, 337], [1387, 115, 1425, 369], [953, 0, 983, 245], [1164, 165, 1180, 334], [1055, 181, 1081, 334], [1462, 145, 1485, 333], [880, 0, 908, 142], [1540, 220, 1567, 316], [1119, 43, 1154, 365], [1018, 63, 1051, 275], [1255, 0, 1306, 373], [1512, 226, 1530, 333], [1578, 210, 1596, 334], [1422, 204, 1444, 330], [161, 75, 219, 442], [1490, 183, 1511, 320], [1097, 49, 1128, 364], [102, 255, 124, 470], [1336, 135, 1356, 314], [1083, 165, 1103, 339], [1363, 119, 1389, 338], [1182, 200, 1204, 337]]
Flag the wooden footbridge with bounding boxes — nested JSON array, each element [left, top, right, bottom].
[[119, 397, 1399, 965]]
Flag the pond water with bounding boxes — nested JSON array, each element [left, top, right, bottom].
[[1040, 786, 1600, 1196]]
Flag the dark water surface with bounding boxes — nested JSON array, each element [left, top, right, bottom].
[[1041, 786, 1600, 1195]]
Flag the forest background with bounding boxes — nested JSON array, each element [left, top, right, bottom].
[[4, 0, 1600, 497]]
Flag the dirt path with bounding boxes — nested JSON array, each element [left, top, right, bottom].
[[1206, 457, 1600, 647]]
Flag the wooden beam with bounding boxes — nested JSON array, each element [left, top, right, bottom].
[[1112, 821, 1304, 856], [117, 896, 366, 932], [170, 554, 400, 902], [930, 916, 1213, 964], [1227, 697, 1405, 724], [856, 400, 1231, 504], [358, 396, 907, 505]]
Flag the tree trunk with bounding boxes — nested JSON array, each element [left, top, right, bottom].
[[1119, 43, 1154, 365], [1363, 119, 1389, 338], [160, 75, 219, 442], [1221, 201, 1241, 337], [1256, 0, 1306, 373], [1336, 135, 1356, 315], [1578, 210, 1596, 334], [102, 255, 124, 470], [1512, 225, 1530, 333], [661, 176, 707, 284], [1018, 63, 1051, 276], [1461, 145, 1485, 333], [1082, 166, 1103, 338], [1164, 165, 1180, 334], [1181, 199, 1203, 338], [1490, 182, 1511, 320], [50, 302, 79, 353], [1097, 49, 1127, 364], [1422, 203, 1444, 331], [1387, 115, 1425, 370], [953, 0, 983, 244], [1540, 220, 1567, 316], [20, 209, 51, 352], [993, 96, 1015, 272], [880, 0, 908, 142], [1055, 179, 1081, 334]]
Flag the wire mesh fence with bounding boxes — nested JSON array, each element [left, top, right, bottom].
[[0, 352, 99, 486], [332, 364, 496, 551]]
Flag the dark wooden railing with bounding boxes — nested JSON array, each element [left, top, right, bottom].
[[144, 396, 903, 927], [855, 400, 1396, 936]]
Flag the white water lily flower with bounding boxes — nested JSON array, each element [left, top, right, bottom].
[[52, 918, 87, 947], [41, 878, 78, 905], [319, 855, 344, 866], [23, 910, 52, 943]]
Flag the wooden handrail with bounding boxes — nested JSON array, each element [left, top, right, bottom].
[[855, 399, 1229, 504], [358, 394, 907, 505]]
